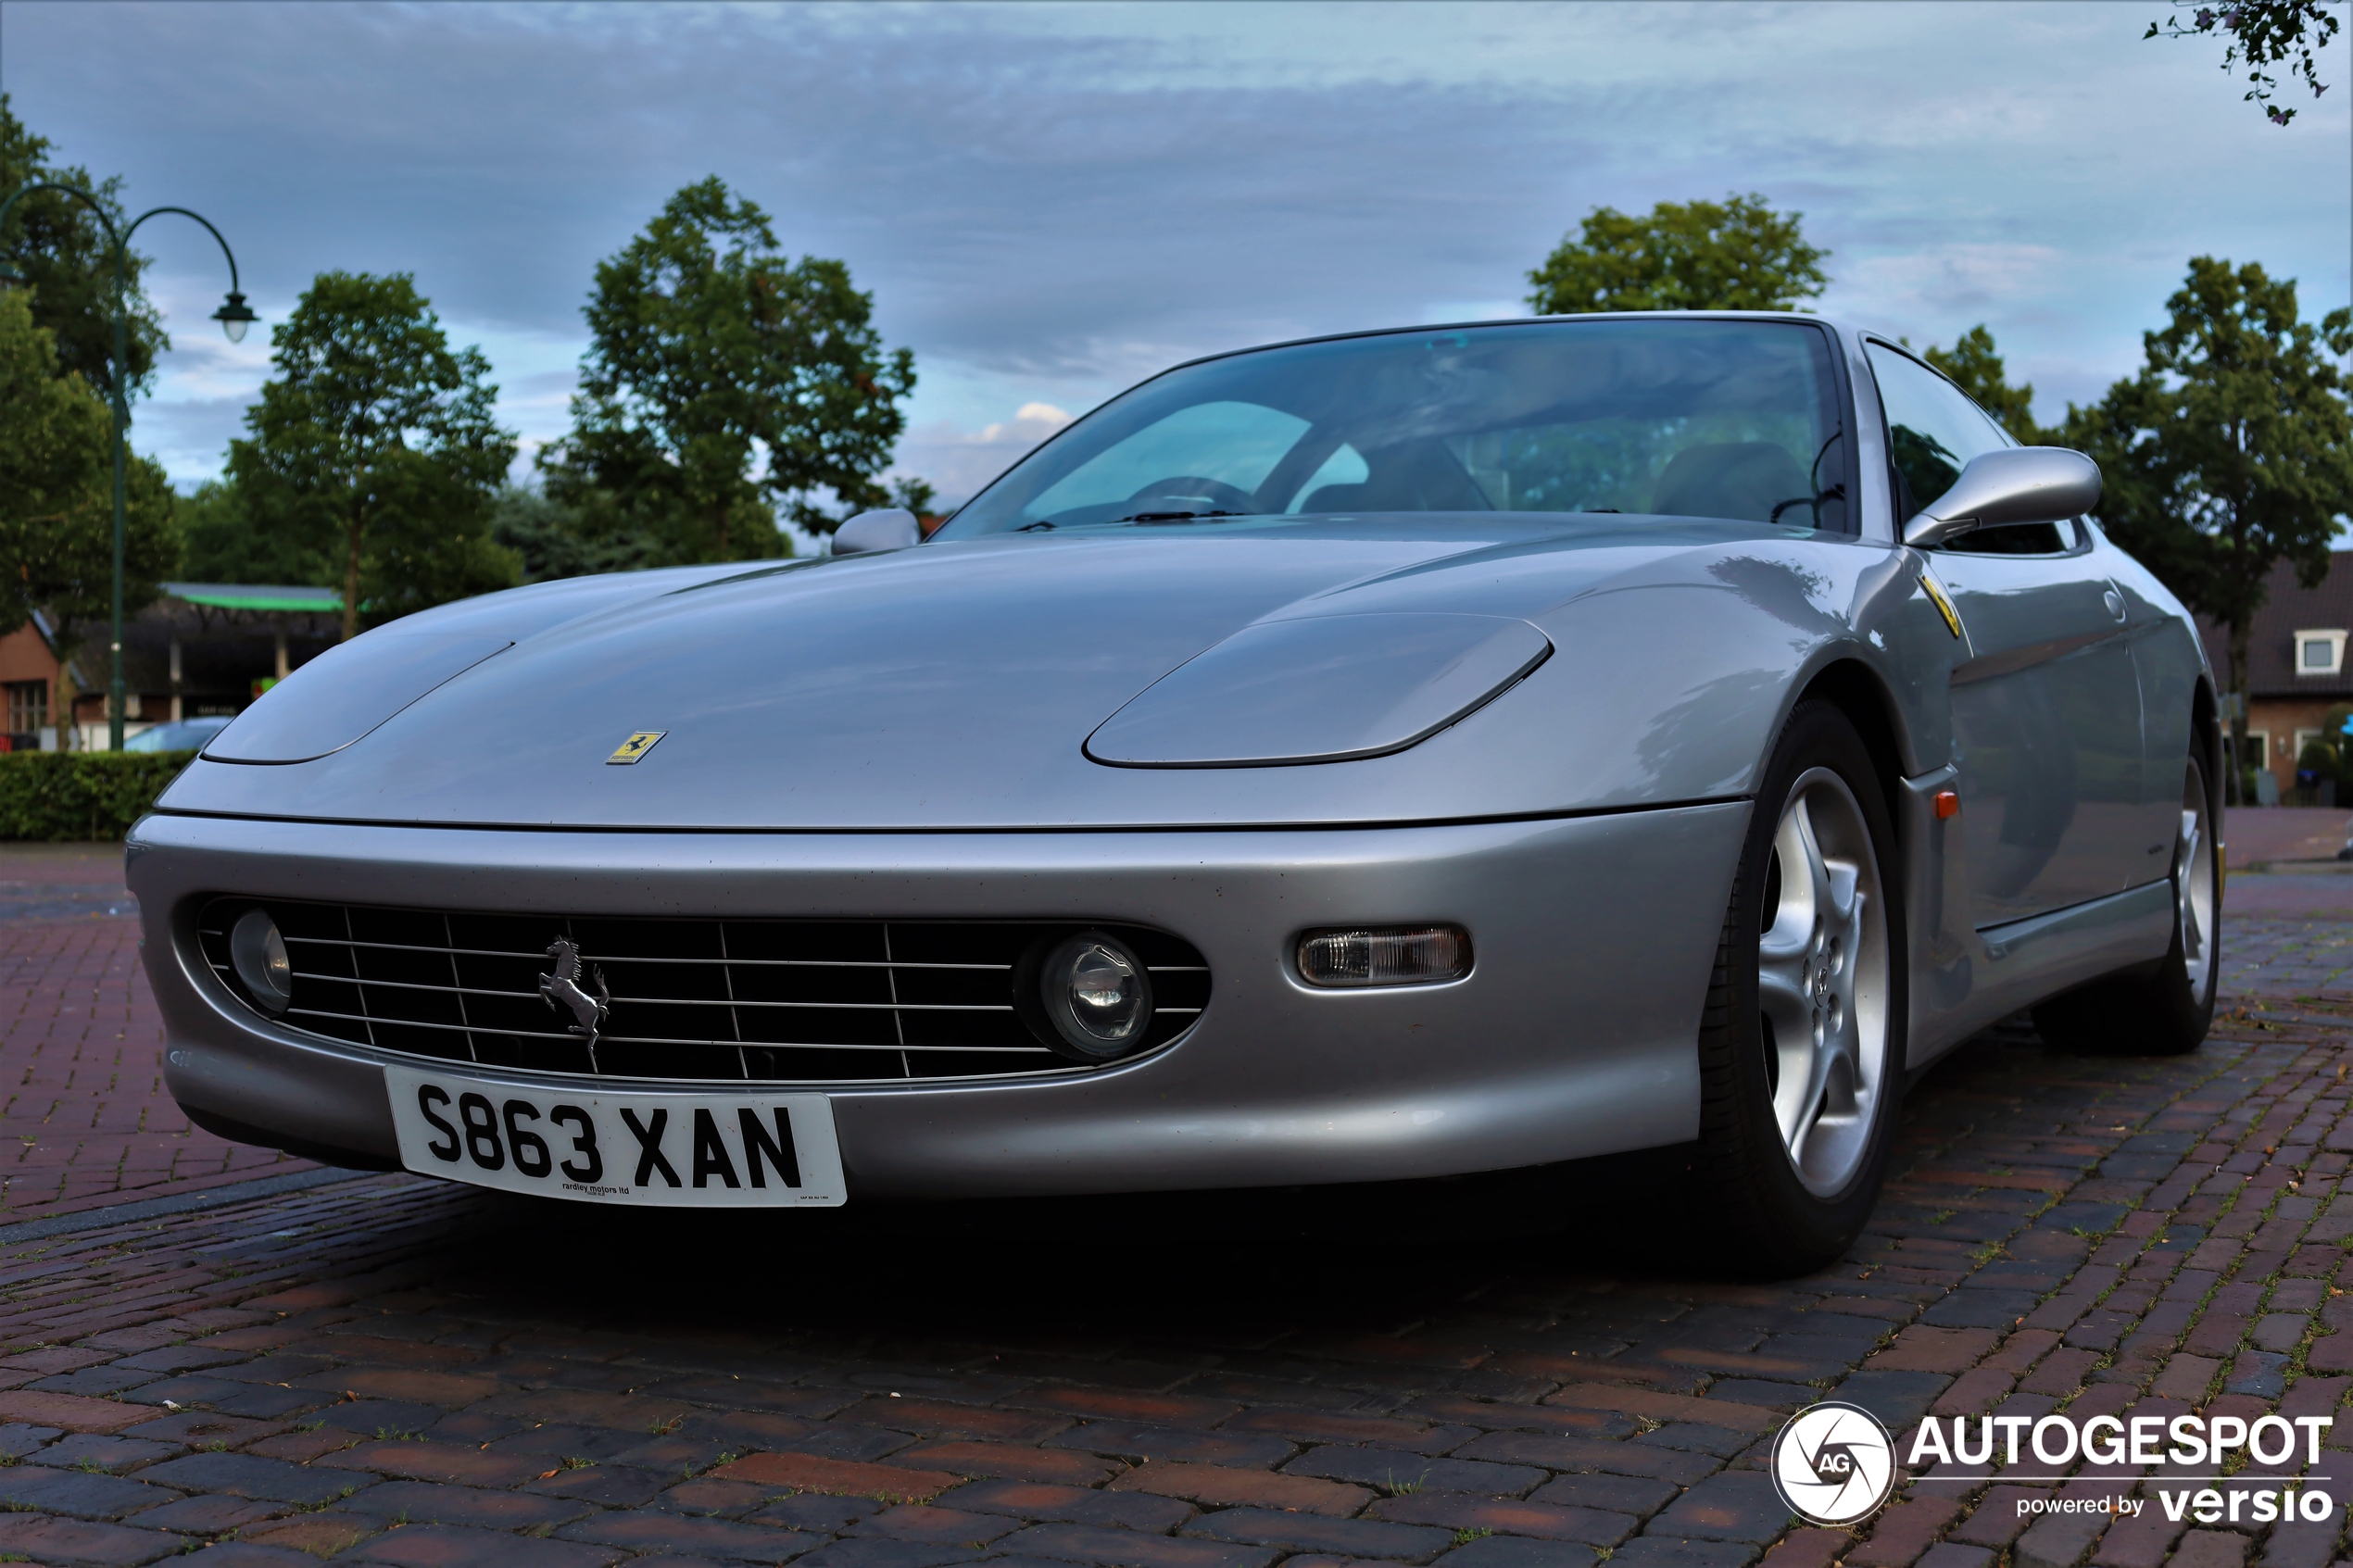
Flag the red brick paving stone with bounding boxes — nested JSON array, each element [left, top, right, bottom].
[[1869, 1327, 2000, 1374], [1945, 1486, 2041, 1549], [557, 1510, 813, 1562], [1366, 1492, 1638, 1547], [1108, 1460, 1369, 1515], [317, 1437, 558, 1487], [0, 1512, 186, 1564], [1930, 1369, 2016, 1416], [849, 1396, 1070, 1442], [308, 1368, 505, 1406], [2089, 1500, 2190, 1568], [997, 1521, 1280, 1568], [1539, 1385, 1783, 1434], [1847, 1494, 1968, 1566], [711, 1449, 962, 1501], [2173, 1530, 2251, 1568], [0, 1389, 151, 1432], [243, 1513, 380, 1555], [1755, 1528, 1849, 1568], [348, 1520, 627, 1566], [855, 1502, 1025, 1545], [935, 1477, 1196, 1531], [1221, 1407, 1438, 1446], [895, 1437, 1122, 1485], [1647, 1472, 1800, 1546], [245, 1425, 362, 1461], [1177, 1504, 1455, 1561], [1016, 1388, 1239, 1426]]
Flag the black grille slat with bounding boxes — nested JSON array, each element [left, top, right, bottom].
[[197, 899, 1210, 1085]]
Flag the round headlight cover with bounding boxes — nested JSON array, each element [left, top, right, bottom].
[[1033, 931, 1154, 1061], [230, 908, 293, 1016]]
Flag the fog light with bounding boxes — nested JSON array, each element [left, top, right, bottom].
[[230, 908, 292, 1015], [1037, 931, 1153, 1060], [1296, 925, 1471, 987]]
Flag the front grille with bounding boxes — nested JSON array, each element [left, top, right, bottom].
[[195, 898, 1211, 1084]]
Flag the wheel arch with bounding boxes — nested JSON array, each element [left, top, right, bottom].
[[1789, 656, 1913, 825]]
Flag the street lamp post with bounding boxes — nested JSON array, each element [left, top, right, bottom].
[[0, 185, 253, 750]]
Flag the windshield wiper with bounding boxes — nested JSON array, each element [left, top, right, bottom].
[[1014, 520, 1057, 532], [1117, 509, 1246, 525]]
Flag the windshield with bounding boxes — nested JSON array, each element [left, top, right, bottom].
[[937, 319, 1848, 537]]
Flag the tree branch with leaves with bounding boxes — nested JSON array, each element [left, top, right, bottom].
[[2147, 2, 2340, 124]]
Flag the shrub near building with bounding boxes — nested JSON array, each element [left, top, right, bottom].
[[0, 750, 194, 840]]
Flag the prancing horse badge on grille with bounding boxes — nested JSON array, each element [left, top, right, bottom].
[[539, 938, 610, 1046]]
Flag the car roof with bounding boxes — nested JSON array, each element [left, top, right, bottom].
[[1160, 311, 1856, 377]]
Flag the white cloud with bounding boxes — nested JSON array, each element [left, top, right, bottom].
[[895, 402, 1076, 506]]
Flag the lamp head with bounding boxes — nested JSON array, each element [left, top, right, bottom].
[[212, 290, 257, 344]]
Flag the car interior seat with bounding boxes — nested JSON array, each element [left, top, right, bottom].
[[1651, 442, 1812, 525]]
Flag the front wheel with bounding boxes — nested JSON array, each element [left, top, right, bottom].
[[1696, 701, 1906, 1276], [2030, 753, 2219, 1056]]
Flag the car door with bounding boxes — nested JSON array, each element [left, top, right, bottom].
[[1866, 343, 2146, 927]]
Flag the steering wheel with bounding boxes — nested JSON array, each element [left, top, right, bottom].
[[1126, 476, 1259, 513]]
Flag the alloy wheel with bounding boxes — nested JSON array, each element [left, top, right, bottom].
[[2178, 763, 2216, 1011], [1756, 767, 1892, 1198]]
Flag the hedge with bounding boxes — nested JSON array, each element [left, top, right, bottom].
[[0, 751, 198, 841]]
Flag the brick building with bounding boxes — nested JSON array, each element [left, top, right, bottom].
[[0, 583, 340, 751], [2198, 551, 2353, 795]]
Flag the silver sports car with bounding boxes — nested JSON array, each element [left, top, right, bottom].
[[129, 313, 2218, 1272]]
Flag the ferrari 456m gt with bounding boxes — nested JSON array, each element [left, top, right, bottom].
[[129, 314, 2217, 1272]]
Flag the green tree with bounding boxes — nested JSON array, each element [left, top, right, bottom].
[[0, 96, 166, 404], [2147, 2, 2339, 125], [489, 484, 660, 583], [179, 478, 324, 584], [229, 271, 520, 638], [2060, 257, 2353, 794], [1924, 325, 2045, 446], [1527, 194, 1830, 316], [539, 177, 917, 559], [0, 289, 179, 748]]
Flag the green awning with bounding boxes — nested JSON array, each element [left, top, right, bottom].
[[164, 583, 342, 613]]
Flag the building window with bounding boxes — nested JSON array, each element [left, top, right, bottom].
[[5, 682, 46, 735], [2240, 730, 2271, 770], [2296, 629, 2348, 676]]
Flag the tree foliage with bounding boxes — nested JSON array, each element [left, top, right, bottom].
[[2059, 257, 2353, 778], [2147, 2, 2339, 125], [228, 271, 519, 638], [539, 177, 916, 559], [0, 288, 179, 748], [1923, 325, 2045, 446], [1527, 194, 1830, 316], [0, 96, 166, 405]]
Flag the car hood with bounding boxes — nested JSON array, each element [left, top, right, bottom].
[[157, 515, 1852, 831]]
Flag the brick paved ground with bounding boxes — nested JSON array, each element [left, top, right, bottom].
[[7, 894, 2353, 1563], [0, 847, 307, 1222]]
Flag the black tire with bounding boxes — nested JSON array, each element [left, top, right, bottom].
[[1696, 700, 1907, 1277], [2030, 751, 2220, 1056]]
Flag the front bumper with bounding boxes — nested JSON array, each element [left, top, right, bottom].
[[128, 804, 1746, 1198]]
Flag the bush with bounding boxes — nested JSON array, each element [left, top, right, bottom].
[[0, 751, 197, 841]]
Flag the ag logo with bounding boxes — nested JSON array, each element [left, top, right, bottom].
[[1769, 1401, 1896, 1525]]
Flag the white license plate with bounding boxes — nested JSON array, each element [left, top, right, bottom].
[[384, 1066, 846, 1207]]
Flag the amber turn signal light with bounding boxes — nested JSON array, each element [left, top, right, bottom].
[[1933, 790, 1960, 820]]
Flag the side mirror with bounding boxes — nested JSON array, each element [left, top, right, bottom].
[[832, 508, 923, 556], [1903, 447, 2102, 550]]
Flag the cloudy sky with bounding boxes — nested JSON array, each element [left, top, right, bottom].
[[3, 0, 2347, 509]]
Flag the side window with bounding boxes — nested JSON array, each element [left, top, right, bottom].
[[1866, 344, 2068, 554]]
